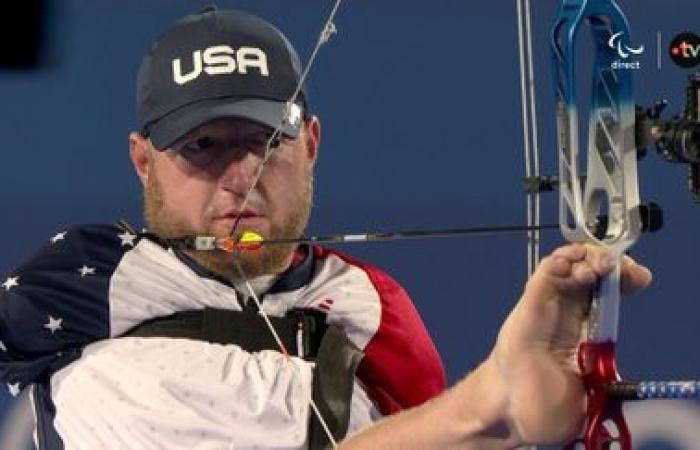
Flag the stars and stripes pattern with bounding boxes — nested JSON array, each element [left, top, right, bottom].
[[77, 265, 96, 277], [0, 224, 136, 398], [117, 231, 137, 247], [50, 232, 67, 244], [2, 276, 19, 291]]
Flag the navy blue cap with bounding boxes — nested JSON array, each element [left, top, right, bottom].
[[137, 7, 306, 149]]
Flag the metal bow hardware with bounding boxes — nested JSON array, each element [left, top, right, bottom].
[[550, 1, 640, 448], [547, 1, 700, 449]]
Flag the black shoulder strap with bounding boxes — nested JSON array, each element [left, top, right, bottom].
[[123, 307, 328, 359], [309, 325, 364, 449]]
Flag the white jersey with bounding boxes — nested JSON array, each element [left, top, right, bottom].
[[0, 224, 446, 450]]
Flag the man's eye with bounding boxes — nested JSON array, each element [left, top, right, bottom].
[[177, 136, 218, 167], [184, 136, 216, 151]]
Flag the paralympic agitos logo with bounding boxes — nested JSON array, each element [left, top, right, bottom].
[[608, 31, 644, 70], [669, 32, 700, 68]]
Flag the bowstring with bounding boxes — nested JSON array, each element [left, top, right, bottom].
[[517, 0, 541, 449], [230, 2, 342, 234], [226, 1, 344, 447], [517, 0, 542, 280], [232, 260, 338, 447]]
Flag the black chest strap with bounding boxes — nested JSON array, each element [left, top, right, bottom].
[[124, 306, 328, 359], [121, 307, 364, 449]]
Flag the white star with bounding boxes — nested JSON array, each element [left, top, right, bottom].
[[50, 231, 67, 244], [117, 231, 137, 247], [7, 382, 20, 397], [77, 265, 96, 277], [2, 276, 19, 291], [43, 316, 63, 334], [0, 340, 7, 352]]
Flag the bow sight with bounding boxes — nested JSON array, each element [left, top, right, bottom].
[[525, 74, 700, 235], [637, 73, 700, 200]]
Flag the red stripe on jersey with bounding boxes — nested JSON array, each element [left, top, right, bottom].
[[313, 246, 447, 415]]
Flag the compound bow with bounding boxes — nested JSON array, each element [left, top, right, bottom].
[[169, 1, 700, 449]]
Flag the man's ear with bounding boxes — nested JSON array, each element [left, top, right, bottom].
[[303, 116, 321, 163], [129, 132, 153, 187]]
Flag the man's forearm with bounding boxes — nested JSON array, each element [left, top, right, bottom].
[[339, 358, 521, 450]]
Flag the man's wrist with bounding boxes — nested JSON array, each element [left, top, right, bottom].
[[450, 356, 523, 448]]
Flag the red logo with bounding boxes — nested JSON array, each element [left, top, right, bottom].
[[670, 32, 700, 68], [316, 298, 334, 312]]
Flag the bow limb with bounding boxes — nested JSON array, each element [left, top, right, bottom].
[[550, 1, 641, 449]]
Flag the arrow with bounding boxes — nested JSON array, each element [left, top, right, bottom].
[[160, 223, 561, 253]]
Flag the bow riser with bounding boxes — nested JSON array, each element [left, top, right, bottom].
[[551, 1, 640, 252], [550, 1, 641, 449], [571, 340, 631, 450]]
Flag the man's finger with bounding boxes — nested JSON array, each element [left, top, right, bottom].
[[551, 243, 586, 262], [580, 244, 614, 276], [570, 261, 598, 286], [620, 254, 652, 295]]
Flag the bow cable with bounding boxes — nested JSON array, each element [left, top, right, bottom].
[[226, 1, 345, 447], [517, 0, 542, 279], [230, 259, 338, 447], [517, 2, 543, 449], [230, 1, 342, 235]]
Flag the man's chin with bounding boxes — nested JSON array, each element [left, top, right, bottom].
[[143, 170, 306, 280]]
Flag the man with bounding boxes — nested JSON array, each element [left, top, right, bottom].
[[0, 8, 445, 450], [0, 6, 651, 450]]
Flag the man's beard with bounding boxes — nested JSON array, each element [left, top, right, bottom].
[[143, 167, 313, 281]]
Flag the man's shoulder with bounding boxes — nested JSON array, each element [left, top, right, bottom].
[[0, 223, 136, 391], [310, 246, 447, 412], [311, 245, 407, 297], [1, 222, 141, 311], [44, 223, 137, 250], [10, 223, 138, 275]]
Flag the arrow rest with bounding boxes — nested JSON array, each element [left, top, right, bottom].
[[522, 174, 664, 237]]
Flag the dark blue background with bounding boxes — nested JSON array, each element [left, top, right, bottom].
[[2, 1, 700, 448]]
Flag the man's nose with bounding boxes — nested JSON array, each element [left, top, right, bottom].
[[218, 150, 262, 194]]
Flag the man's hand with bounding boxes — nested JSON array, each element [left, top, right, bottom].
[[489, 243, 652, 444], [340, 243, 651, 449]]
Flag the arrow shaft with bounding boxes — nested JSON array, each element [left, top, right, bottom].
[[262, 224, 560, 246]]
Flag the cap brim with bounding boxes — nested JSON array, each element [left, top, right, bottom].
[[148, 98, 303, 150]]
